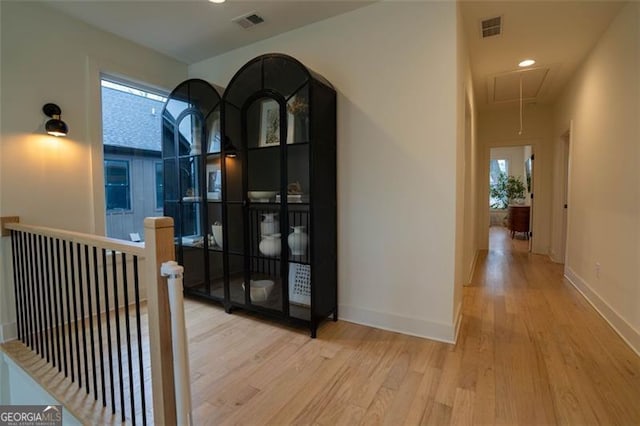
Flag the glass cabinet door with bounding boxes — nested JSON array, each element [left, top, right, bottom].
[[245, 96, 285, 313], [162, 79, 224, 301], [205, 102, 224, 299], [175, 111, 207, 292]]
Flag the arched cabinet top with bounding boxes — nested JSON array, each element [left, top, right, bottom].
[[223, 53, 335, 109], [162, 78, 222, 123]]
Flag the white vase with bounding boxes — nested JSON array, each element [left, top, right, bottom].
[[211, 224, 223, 248], [260, 213, 279, 237], [259, 233, 281, 257], [288, 226, 308, 256]]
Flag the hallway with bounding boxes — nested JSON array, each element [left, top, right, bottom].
[[2, 226, 639, 424], [462, 226, 640, 424]]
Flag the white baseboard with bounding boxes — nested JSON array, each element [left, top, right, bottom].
[[466, 250, 480, 285], [0, 322, 17, 343], [548, 250, 564, 264], [565, 267, 640, 357], [339, 304, 458, 344], [452, 302, 462, 342]]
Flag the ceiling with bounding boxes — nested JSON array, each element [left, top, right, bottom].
[[41, 0, 374, 64], [42, 1, 623, 109], [460, 1, 624, 110]]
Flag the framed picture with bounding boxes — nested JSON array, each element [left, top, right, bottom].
[[206, 162, 221, 200], [258, 99, 295, 147], [207, 114, 221, 153]]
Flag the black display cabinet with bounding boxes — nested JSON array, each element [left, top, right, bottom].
[[162, 54, 337, 337], [223, 53, 337, 337], [161, 79, 225, 302]]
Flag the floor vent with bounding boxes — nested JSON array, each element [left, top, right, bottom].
[[232, 12, 265, 29], [481, 16, 502, 38]]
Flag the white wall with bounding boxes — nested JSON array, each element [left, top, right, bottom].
[[478, 105, 554, 254], [190, 2, 461, 341], [553, 3, 640, 354], [454, 2, 479, 331], [0, 1, 187, 341]]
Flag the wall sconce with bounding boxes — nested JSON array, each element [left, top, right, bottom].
[[42, 103, 68, 137]]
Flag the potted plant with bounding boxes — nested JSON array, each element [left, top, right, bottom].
[[490, 172, 526, 209]]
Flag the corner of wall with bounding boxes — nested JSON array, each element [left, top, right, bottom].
[[452, 300, 463, 343], [0, 323, 16, 343]]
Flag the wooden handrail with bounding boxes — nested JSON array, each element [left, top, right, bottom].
[[5, 222, 145, 257]]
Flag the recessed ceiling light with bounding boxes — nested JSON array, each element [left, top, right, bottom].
[[519, 59, 536, 67], [209, 0, 225, 3]]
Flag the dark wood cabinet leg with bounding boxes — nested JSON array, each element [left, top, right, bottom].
[[310, 322, 317, 338]]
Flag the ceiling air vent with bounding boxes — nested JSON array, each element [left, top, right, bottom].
[[232, 12, 265, 29], [480, 16, 502, 38]]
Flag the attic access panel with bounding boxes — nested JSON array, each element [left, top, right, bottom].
[[492, 68, 549, 103]]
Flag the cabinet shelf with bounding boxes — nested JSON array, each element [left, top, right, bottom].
[[177, 154, 203, 160], [245, 254, 310, 265], [248, 200, 309, 207], [246, 141, 310, 153], [207, 247, 243, 256]]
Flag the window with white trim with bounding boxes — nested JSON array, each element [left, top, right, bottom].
[[101, 75, 168, 240]]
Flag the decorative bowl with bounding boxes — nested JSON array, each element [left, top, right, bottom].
[[241, 279, 274, 302], [211, 224, 223, 248], [248, 191, 277, 202]]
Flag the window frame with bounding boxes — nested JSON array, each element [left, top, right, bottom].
[[155, 161, 164, 211], [104, 158, 132, 213]]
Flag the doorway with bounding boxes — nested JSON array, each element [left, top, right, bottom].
[[488, 145, 533, 251], [558, 130, 571, 263]]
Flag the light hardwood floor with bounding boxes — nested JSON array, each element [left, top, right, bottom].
[[3, 226, 640, 424], [186, 226, 640, 424]]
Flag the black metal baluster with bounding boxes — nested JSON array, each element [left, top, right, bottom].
[[37, 235, 48, 361], [133, 256, 147, 425], [121, 253, 136, 425], [16, 232, 29, 346], [21, 233, 29, 347], [63, 241, 74, 381], [44, 236, 55, 367], [102, 248, 116, 413], [28, 233, 37, 352], [70, 241, 82, 387], [94, 247, 107, 407], [77, 243, 89, 393], [26, 233, 36, 352], [29, 233, 42, 355], [85, 245, 98, 400], [111, 250, 126, 421], [24, 232, 34, 349], [57, 239, 68, 376], [10, 231, 22, 341], [51, 238, 62, 373]]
